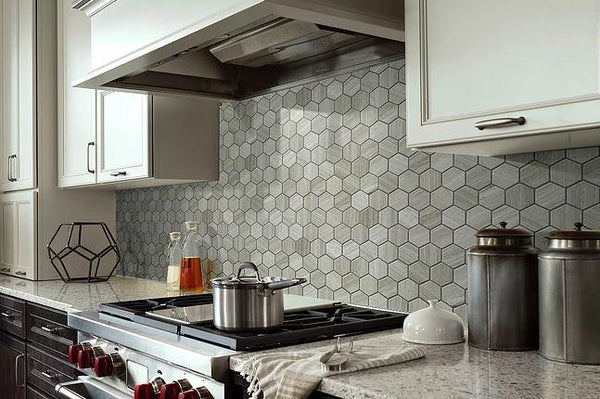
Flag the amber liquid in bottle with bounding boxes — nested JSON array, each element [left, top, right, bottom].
[[180, 257, 203, 292]]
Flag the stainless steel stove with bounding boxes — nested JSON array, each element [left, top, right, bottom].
[[57, 294, 407, 399]]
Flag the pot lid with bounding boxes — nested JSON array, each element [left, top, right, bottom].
[[547, 222, 600, 240], [475, 222, 533, 237]]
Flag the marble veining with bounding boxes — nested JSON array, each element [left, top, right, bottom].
[[230, 329, 600, 399], [0, 275, 176, 312]]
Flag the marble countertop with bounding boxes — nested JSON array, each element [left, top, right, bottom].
[[0, 275, 176, 312], [230, 328, 600, 399]]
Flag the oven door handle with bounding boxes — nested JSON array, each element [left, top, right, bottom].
[[55, 376, 130, 399]]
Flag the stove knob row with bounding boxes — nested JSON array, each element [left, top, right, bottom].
[[135, 378, 212, 399]]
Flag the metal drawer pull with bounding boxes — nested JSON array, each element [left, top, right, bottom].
[[8, 154, 17, 182], [0, 311, 13, 319], [7, 156, 10, 182], [0, 267, 10, 272], [87, 142, 95, 174], [110, 171, 127, 177], [15, 354, 25, 388], [41, 325, 61, 334], [15, 270, 26, 276], [475, 116, 526, 130], [41, 370, 60, 381]]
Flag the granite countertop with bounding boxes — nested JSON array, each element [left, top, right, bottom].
[[230, 328, 600, 399], [0, 275, 176, 312]]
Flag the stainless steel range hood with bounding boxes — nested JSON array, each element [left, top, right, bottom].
[[73, 0, 404, 99]]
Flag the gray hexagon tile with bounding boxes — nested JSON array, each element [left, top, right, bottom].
[[116, 60, 600, 317]]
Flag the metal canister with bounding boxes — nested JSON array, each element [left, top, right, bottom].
[[467, 222, 539, 350], [539, 222, 600, 364]]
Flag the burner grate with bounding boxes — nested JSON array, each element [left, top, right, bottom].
[[100, 295, 407, 351]]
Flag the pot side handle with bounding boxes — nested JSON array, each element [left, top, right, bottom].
[[268, 278, 307, 291]]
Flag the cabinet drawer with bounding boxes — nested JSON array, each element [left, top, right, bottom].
[[0, 294, 26, 338], [27, 385, 54, 399], [27, 344, 81, 398], [27, 303, 76, 360]]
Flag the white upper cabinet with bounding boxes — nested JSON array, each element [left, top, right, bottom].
[[0, 0, 36, 191], [96, 91, 151, 183], [406, 0, 600, 155], [58, 1, 220, 189], [58, 0, 96, 187]]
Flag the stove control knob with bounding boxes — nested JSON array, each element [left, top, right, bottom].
[[178, 387, 213, 399], [67, 344, 83, 363], [77, 346, 104, 369], [94, 353, 124, 378], [94, 355, 113, 377], [77, 348, 94, 368], [160, 379, 191, 399], [134, 383, 156, 399], [68, 342, 93, 364], [135, 377, 165, 399]]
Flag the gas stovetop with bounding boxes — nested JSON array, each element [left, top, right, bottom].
[[100, 294, 408, 351]]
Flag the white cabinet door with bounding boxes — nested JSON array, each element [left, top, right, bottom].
[[0, 0, 36, 192], [0, 190, 37, 280], [96, 91, 151, 183], [406, 0, 600, 150], [58, 0, 96, 187]]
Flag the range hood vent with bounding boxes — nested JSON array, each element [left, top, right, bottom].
[[74, 0, 405, 99]]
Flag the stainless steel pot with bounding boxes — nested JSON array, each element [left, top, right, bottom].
[[539, 222, 600, 364], [211, 262, 306, 332], [467, 222, 539, 351]]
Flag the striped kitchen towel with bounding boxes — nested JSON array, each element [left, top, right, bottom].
[[234, 343, 426, 399]]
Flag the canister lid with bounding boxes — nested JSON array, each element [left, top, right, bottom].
[[475, 222, 533, 238], [547, 222, 600, 240]]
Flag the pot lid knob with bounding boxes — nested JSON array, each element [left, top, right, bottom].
[[574, 222, 584, 231], [499, 221, 507, 229]]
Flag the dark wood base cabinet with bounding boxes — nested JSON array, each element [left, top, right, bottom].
[[0, 329, 26, 399], [0, 294, 79, 399]]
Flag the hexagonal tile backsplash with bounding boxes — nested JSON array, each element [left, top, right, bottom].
[[116, 59, 600, 321]]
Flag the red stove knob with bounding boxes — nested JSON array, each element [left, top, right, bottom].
[[178, 391, 199, 399], [161, 380, 191, 399], [178, 387, 212, 399], [160, 383, 181, 399], [67, 344, 83, 363], [94, 355, 113, 377], [77, 348, 94, 368], [135, 377, 165, 399], [135, 383, 156, 399]]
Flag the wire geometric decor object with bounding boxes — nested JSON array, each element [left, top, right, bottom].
[[47, 222, 120, 283]]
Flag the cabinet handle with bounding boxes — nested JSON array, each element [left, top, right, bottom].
[[0, 267, 10, 273], [9, 154, 17, 182], [41, 370, 60, 381], [41, 325, 61, 334], [15, 354, 25, 388], [0, 311, 14, 319], [7, 156, 10, 182], [110, 171, 127, 177], [87, 142, 95, 174], [15, 271, 26, 276], [475, 117, 526, 130]]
